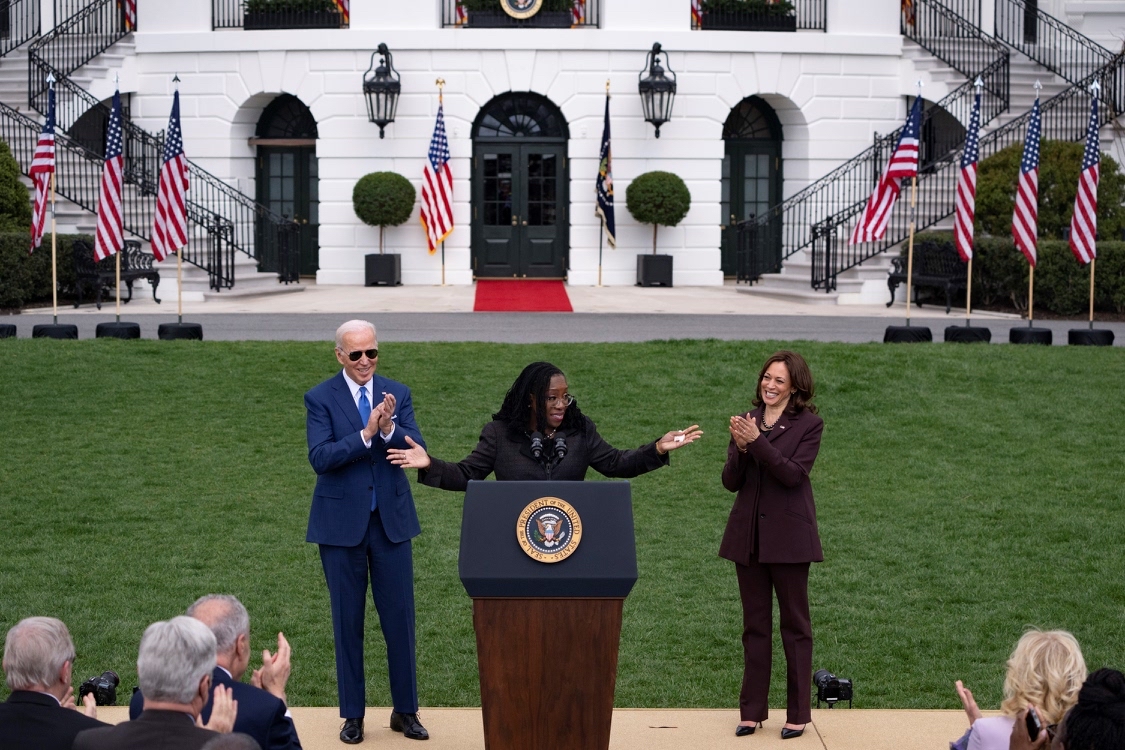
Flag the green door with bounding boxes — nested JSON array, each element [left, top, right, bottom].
[[473, 143, 567, 278], [257, 146, 319, 276], [721, 141, 781, 276]]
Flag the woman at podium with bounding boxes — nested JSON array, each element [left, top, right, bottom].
[[387, 361, 701, 486], [720, 350, 823, 740]]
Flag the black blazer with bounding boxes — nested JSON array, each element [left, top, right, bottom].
[[0, 690, 108, 750], [130, 667, 301, 750], [719, 406, 824, 565], [420, 416, 669, 490], [74, 709, 217, 750]]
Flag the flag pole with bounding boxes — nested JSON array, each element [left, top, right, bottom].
[[174, 73, 184, 325], [114, 73, 121, 324], [437, 77, 446, 287], [1028, 265, 1034, 327], [1088, 257, 1095, 329], [50, 171, 57, 325], [905, 173, 917, 326], [965, 256, 973, 324]]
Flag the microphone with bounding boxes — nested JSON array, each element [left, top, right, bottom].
[[553, 435, 568, 461], [530, 431, 544, 460]]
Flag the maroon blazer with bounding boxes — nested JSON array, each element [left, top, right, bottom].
[[719, 406, 824, 565]]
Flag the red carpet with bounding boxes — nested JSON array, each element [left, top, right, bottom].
[[473, 280, 573, 312]]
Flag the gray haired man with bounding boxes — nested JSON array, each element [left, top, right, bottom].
[[0, 616, 108, 750], [74, 616, 237, 750]]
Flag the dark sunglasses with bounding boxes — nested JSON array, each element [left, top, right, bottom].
[[345, 348, 378, 362]]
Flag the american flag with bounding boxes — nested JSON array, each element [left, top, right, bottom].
[[151, 89, 189, 262], [953, 87, 982, 262], [455, 0, 467, 25], [122, 0, 136, 30], [1068, 89, 1100, 265], [333, 0, 349, 24], [1011, 96, 1042, 267], [29, 80, 55, 253], [849, 96, 922, 245], [420, 101, 453, 254], [692, 0, 702, 27], [572, 0, 585, 26], [94, 89, 125, 262]]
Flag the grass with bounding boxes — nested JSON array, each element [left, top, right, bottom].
[[0, 339, 1123, 713]]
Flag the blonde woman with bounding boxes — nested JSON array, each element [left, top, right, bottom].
[[951, 629, 1087, 750]]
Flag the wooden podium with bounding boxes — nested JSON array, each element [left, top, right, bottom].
[[459, 481, 638, 750]]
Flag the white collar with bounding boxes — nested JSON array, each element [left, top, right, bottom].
[[341, 370, 374, 398]]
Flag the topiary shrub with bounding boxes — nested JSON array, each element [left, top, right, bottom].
[[0, 141, 31, 232], [352, 172, 416, 254], [625, 171, 691, 254], [976, 140, 1125, 240]]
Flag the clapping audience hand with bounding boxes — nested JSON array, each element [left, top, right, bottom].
[[199, 685, 237, 733], [729, 414, 760, 449], [655, 425, 703, 455], [956, 680, 983, 726], [60, 685, 98, 719], [250, 632, 291, 704], [376, 392, 396, 436]]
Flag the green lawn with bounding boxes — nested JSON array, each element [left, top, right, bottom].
[[1, 340, 1123, 713]]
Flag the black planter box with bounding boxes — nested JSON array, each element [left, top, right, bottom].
[[1068, 328, 1115, 346], [466, 10, 572, 27], [365, 253, 402, 286], [636, 254, 673, 287], [1009, 327, 1053, 345], [0, 323, 15, 339], [701, 11, 797, 31], [944, 325, 992, 343], [884, 325, 933, 343], [244, 9, 343, 30]]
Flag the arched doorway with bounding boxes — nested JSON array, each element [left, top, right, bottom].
[[721, 97, 783, 276], [471, 92, 569, 278], [254, 94, 319, 276]]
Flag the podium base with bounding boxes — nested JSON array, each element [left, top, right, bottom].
[[158, 323, 203, 340], [944, 325, 992, 343], [884, 325, 933, 343], [96, 322, 141, 339], [1068, 329, 1114, 346], [32, 324, 79, 339], [0, 323, 15, 339], [1010, 327, 1052, 345]]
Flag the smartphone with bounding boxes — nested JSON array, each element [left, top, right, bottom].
[[1026, 706, 1043, 741]]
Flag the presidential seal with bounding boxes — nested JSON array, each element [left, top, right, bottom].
[[500, 0, 544, 20], [516, 496, 582, 563]]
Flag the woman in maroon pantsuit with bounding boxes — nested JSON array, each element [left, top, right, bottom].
[[720, 350, 823, 740]]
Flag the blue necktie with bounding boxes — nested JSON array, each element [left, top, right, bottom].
[[357, 387, 377, 511]]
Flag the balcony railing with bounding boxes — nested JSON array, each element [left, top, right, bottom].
[[442, 0, 600, 28], [213, 0, 349, 31], [691, 0, 826, 32], [1, 0, 40, 59]]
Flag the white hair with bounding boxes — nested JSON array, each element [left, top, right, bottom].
[[137, 616, 216, 704], [335, 320, 377, 349], [3, 617, 75, 691], [187, 595, 250, 656]]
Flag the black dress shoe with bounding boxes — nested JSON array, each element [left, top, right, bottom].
[[339, 718, 364, 744], [735, 723, 758, 736], [781, 725, 806, 739], [390, 711, 430, 740]]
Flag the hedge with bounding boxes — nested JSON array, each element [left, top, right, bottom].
[[912, 232, 1125, 315], [0, 232, 94, 309]]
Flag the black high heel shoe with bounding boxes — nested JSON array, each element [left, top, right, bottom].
[[781, 724, 806, 739], [735, 722, 760, 737]]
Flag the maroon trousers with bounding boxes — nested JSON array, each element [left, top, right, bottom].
[[735, 553, 813, 724]]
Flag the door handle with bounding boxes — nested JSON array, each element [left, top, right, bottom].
[[731, 213, 736, 223], [522, 220, 528, 226], [511, 216, 518, 226]]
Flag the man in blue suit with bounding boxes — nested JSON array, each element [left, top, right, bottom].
[[305, 320, 428, 744], [129, 595, 301, 750]]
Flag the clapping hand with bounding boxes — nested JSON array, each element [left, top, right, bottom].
[[1008, 706, 1049, 750], [61, 686, 98, 719], [656, 425, 703, 455], [387, 436, 431, 469], [199, 685, 237, 733], [362, 392, 397, 442], [250, 632, 291, 704], [729, 414, 760, 450], [955, 680, 983, 726]]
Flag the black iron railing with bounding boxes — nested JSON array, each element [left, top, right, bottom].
[[1, 0, 40, 58], [28, 0, 128, 115], [442, 0, 600, 28], [809, 58, 1124, 292], [907, 0, 1008, 82], [735, 215, 784, 283], [994, 0, 1113, 90], [692, 0, 825, 31], [213, 0, 349, 30]]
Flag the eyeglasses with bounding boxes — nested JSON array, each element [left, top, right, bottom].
[[344, 348, 378, 362], [547, 394, 574, 407]]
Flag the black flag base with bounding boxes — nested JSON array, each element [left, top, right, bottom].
[[1068, 328, 1114, 346], [1009, 327, 1053, 345], [944, 325, 992, 343], [0, 324, 16, 339], [884, 325, 933, 343], [96, 322, 141, 339], [158, 322, 203, 340], [32, 324, 79, 339]]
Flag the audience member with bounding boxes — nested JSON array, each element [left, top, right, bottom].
[[952, 629, 1086, 750], [1008, 667, 1125, 750], [201, 733, 263, 750], [129, 594, 301, 750], [0, 617, 108, 750], [74, 616, 237, 750]]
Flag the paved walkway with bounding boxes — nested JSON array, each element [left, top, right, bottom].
[[9, 281, 1121, 344], [98, 705, 978, 750]]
